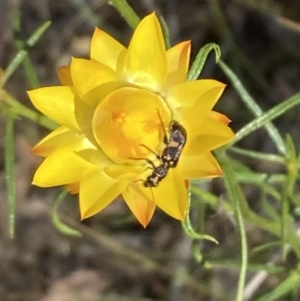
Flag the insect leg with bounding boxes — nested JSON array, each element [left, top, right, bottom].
[[139, 144, 160, 160], [128, 156, 156, 170]]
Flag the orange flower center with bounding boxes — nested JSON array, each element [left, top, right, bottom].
[[92, 87, 170, 164]]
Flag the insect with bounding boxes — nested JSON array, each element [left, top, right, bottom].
[[155, 110, 187, 168], [161, 120, 187, 168], [142, 159, 169, 187], [129, 156, 169, 188], [130, 111, 187, 188]]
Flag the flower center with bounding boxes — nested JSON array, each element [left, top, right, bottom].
[[112, 110, 127, 124], [92, 87, 170, 165]]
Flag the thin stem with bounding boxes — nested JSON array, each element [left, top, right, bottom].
[[217, 151, 300, 257], [182, 182, 218, 244], [217, 152, 247, 301], [5, 115, 16, 238], [281, 136, 298, 259], [52, 189, 82, 237]]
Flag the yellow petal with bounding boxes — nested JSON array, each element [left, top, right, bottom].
[[79, 171, 129, 219], [168, 80, 226, 109], [139, 169, 187, 220], [209, 110, 231, 125], [32, 136, 99, 187], [122, 183, 156, 227], [167, 41, 191, 88], [123, 13, 167, 91], [73, 138, 113, 172], [83, 81, 127, 108], [185, 117, 235, 156], [104, 164, 146, 180], [70, 58, 120, 103], [58, 66, 73, 85], [179, 152, 222, 179], [28, 86, 79, 130], [72, 94, 94, 133], [90, 27, 126, 72], [32, 126, 78, 157]]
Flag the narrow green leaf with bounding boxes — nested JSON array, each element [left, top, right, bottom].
[[187, 43, 221, 81], [256, 272, 300, 301], [1, 50, 27, 88], [219, 60, 286, 155], [26, 21, 51, 47], [159, 16, 171, 50], [228, 91, 300, 152], [237, 174, 281, 204], [235, 172, 286, 185], [107, 0, 140, 29], [13, 12, 40, 88], [281, 135, 299, 259], [51, 189, 82, 237], [252, 241, 282, 254], [1, 20, 51, 88], [5, 115, 16, 238], [191, 184, 234, 214], [229, 147, 285, 164], [204, 258, 284, 274]]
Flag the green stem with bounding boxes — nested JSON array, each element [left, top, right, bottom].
[[218, 150, 300, 257], [182, 182, 218, 244], [217, 152, 247, 301], [107, 0, 140, 29], [52, 189, 82, 237], [5, 115, 16, 238]]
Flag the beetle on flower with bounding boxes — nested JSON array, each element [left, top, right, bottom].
[[28, 13, 234, 227]]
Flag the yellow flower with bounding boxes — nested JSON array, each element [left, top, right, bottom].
[[28, 13, 234, 227]]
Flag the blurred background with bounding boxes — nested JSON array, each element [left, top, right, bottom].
[[1, 0, 300, 300]]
